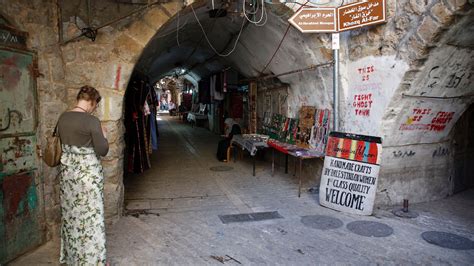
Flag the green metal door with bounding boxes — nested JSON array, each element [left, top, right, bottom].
[[0, 41, 45, 262]]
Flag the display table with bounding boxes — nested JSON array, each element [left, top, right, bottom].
[[187, 112, 208, 127], [267, 139, 324, 197], [231, 134, 269, 176]]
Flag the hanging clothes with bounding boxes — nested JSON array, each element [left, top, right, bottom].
[[124, 76, 154, 174], [198, 78, 211, 104], [210, 75, 215, 100], [215, 72, 222, 92], [150, 111, 158, 151], [211, 74, 225, 101], [222, 71, 227, 92]]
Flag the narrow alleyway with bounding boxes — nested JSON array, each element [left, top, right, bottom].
[[11, 115, 474, 265]]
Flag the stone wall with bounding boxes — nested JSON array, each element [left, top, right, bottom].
[[56, 0, 181, 231], [1, 0, 182, 241], [241, 0, 473, 206], [1, 0, 68, 240], [338, 0, 473, 206]]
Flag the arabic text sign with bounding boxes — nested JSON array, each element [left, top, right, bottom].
[[319, 132, 382, 215], [288, 8, 337, 33], [338, 0, 386, 32]]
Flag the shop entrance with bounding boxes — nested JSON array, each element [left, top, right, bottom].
[[452, 104, 474, 194]]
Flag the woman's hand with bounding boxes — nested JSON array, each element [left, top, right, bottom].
[[101, 125, 108, 139]]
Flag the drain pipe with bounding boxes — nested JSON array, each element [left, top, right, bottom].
[[332, 33, 340, 131]]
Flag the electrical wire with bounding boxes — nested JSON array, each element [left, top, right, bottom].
[[289, 0, 344, 7], [245, 0, 260, 15], [190, 4, 246, 57], [176, 4, 180, 46], [182, 7, 223, 65], [255, 3, 268, 27], [63, 0, 165, 44], [243, 0, 266, 25], [259, 0, 309, 74]]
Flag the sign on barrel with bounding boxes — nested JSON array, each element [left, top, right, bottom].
[[319, 132, 382, 215]]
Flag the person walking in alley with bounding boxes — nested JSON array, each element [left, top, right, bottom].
[[57, 86, 109, 265]]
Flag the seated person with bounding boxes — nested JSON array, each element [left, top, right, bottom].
[[224, 117, 238, 136], [216, 124, 241, 162]]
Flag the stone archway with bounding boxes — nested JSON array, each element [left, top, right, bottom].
[[376, 2, 474, 205], [55, 0, 474, 218], [57, 1, 184, 224]]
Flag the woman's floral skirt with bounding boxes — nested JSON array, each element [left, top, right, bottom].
[[59, 144, 106, 265]]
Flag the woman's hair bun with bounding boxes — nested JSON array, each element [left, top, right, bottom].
[[77, 85, 102, 103]]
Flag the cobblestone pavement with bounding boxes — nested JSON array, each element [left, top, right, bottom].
[[11, 115, 474, 265]]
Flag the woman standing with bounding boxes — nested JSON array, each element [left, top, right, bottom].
[[57, 86, 109, 265]]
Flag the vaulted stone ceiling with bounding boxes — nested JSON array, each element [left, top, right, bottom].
[[136, 1, 249, 82], [135, 0, 332, 88]]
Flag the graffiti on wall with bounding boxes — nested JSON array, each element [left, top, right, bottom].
[[384, 46, 473, 146], [343, 56, 409, 136], [426, 64, 472, 92], [432, 146, 449, 157], [353, 93, 373, 116], [0, 50, 37, 135], [392, 149, 416, 158], [399, 108, 455, 132]]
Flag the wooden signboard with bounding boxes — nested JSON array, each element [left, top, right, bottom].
[[338, 0, 386, 32], [288, 8, 337, 33], [319, 132, 382, 215], [288, 0, 386, 33], [296, 106, 316, 147]]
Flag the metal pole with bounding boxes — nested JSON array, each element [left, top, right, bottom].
[[333, 49, 339, 131]]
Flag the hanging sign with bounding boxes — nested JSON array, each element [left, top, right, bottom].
[[319, 132, 382, 215], [338, 0, 386, 32], [288, 8, 337, 33], [288, 0, 386, 33]]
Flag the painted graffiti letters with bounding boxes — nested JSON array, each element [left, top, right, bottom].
[[432, 147, 449, 157], [392, 150, 416, 158], [350, 66, 377, 118], [353, 93, 373, 116], [399, 108, 456, 132], [413, 108, 432, 115], [445, 72, 465, 89], [426, 65, 472, 90], [408, 108, 431, 124], [430, 111, 454, 131], [427, 66, 440, 88], [346, 56, 409, 136], [358, 65, 375, 82]]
